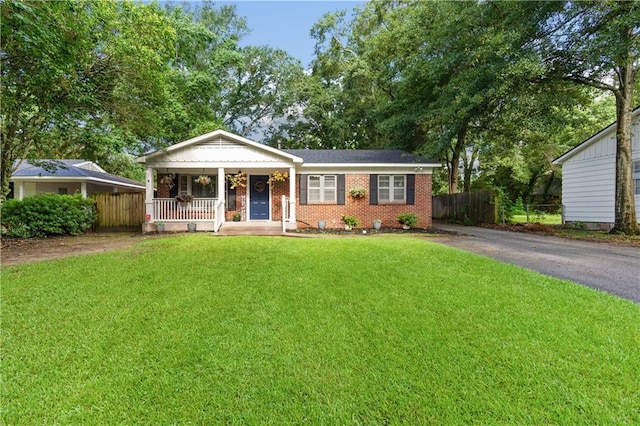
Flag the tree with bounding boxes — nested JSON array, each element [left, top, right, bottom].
[[162, 3, 305, 142], [1, 0, 175, 199], [531, 0, 639, 234]]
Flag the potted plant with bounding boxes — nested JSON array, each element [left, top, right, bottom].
[[318, 220, 326, 230], [187, 222, 197, 232], [349, 187, 367, 199], [372, 219, 382, 230], [175, 194, 193, 203], [397, 212, 418, 229], [194, 175, 211, 185], [340, 214, 359, 230], [154, 221, 165, 233], [232, 212, 241, 222]]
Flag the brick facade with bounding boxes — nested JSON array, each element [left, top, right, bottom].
[[294, 174, 432, 229], [158, 173, 433, 229]]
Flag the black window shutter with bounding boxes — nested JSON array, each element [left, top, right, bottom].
[[406, 174, 415, 205], [337, 174, 345, 205], [227, 181, 237, 211], [169, 174, 179, 198], [369, 174, 378, 205], [299, 175, 307, 205]]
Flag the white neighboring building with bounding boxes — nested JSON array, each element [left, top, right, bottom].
[[553, 107, 640, 229]]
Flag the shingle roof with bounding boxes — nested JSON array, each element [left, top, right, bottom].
[[282, 149, 438, 164], [12, 160, 145, 188]]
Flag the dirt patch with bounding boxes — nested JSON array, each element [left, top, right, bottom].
[[479, 222, 640, 247], [1, 233, 168, 266]]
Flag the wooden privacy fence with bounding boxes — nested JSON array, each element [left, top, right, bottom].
[[432, 190, 497, 224], [92, 192, 145, 231]]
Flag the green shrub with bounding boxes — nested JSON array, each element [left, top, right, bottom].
[[397, 212, 419, 227], [340, 214, 359, 227], [1, 194, 96, 238]]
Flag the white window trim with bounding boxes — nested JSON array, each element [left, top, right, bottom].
[[378, 175, 406, 202], [308, 175, 337, 203], [178, 175, 191, 195]]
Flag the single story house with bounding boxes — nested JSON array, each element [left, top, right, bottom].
[[552, 106, 640, 229], [9, 159, 146, 200], [136, 129, 440, 232]]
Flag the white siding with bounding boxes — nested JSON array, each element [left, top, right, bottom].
[[561, 115, 640, 223], [150, 136, 287, 166]]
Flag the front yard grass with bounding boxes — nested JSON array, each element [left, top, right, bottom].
[[511, 213, 562, 225], [2, 235, 639, 423]]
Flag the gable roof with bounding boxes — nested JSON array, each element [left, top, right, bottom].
[[283, 149, 439, 166], [137, 129, 303, 163], [553, 106, 640, 165], [11, 160, 145, 189]]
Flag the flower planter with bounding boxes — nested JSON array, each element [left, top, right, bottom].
[[187, 223, 197, 232], [318, 221, 326, 230], [402, 225, 411, 230], [155, 224, 165, 233], [372, 221, 382, 230]]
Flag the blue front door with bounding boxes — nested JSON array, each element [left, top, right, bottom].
[[249, 175, 269, 220]]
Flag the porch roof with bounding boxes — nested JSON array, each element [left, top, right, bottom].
[[11, 159, 145, 190]]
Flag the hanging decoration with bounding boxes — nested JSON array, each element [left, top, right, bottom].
[[159, 174, 174, 185], [194, 175, 211, 185], [226, 171, 247, 189], [267, 171, 288, 186]]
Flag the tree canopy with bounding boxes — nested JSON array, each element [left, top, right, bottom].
[[1, 0, 637, 233]]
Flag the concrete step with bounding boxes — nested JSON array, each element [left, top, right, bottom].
[[216, 221, 284, 236]]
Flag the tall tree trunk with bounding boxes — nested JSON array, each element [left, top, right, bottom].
[[448, 122, 468, 194], [610, 34, 638, 234], [463, 145, 478, 193]]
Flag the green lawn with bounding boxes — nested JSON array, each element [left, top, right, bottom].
[[511, 213, 563, 225], [2, 235, 639, 424]]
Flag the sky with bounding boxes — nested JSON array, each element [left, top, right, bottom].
[[218, 1, 365, 68]]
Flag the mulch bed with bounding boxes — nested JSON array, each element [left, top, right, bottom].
[[289, 226, 458, 236]]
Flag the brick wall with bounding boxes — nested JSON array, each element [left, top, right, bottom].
[[157, 173, 433, 228], [295, 174, 433, 229]]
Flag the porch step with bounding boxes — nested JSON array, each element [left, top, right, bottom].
[[215, 221, 284, 236]]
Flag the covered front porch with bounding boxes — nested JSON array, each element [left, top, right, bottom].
[[136, 130, 303, 233]]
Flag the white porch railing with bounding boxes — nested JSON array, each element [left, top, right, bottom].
[[153, 198, 220, 222]]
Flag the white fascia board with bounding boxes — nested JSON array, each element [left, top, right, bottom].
[[553, 108, 640, 165], [136, 129, 303, 164], [552, 126, 616, 165], [10, 176, 145, 190], [147, 160, 296, 170], [298, 163, 440, 174]]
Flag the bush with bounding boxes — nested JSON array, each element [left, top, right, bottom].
[[1, 194, 96, 238], [340, 214, 359, 228], [397, 212, 419, 227]]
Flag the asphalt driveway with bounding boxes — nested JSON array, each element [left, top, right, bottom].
[[432, 223, 640, 303]]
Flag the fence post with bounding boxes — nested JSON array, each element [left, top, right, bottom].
[[526, 204, 530, 223]]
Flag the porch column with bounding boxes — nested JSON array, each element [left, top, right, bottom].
[[17, 181, 24, 201], [217, 167, 225, 215], [145, 167, 154, 221], [288, 166, 296, 224], [80, 181, 87, 198]]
